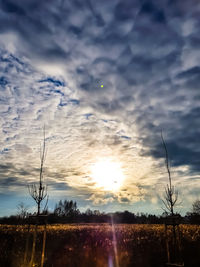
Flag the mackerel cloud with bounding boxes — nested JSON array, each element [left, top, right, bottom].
[[0, 0, 200, 213]]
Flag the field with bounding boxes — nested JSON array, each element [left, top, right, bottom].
[[0, 224, 200, 267]]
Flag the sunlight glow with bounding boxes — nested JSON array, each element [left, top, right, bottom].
[[90, 159, 125, 191]]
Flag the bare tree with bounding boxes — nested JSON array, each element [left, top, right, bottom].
[[161, 132, 184, 265], [192, 199, 200, 214], [54, 200, 78, 217], [17, 202, 28, 219], [161, 131, 178, 216], [28, 127, 48, 216]]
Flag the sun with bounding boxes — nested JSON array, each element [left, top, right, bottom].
[[90, 159, 125, 191]]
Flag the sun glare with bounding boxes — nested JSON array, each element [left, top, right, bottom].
[[90, 159, 125, 191]]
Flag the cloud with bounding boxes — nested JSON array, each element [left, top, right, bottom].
[[0, 0, 200, 214]]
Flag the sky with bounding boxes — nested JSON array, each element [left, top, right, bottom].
[[0, 0, 200, 216]]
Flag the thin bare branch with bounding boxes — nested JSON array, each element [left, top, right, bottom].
[[28, 126, 48, 216], [161, 131, 179, 216]]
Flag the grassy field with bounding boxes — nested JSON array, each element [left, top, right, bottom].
[[0, 223, 200, 267]]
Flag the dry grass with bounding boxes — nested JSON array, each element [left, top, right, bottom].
[[0, 224, 200, 267]]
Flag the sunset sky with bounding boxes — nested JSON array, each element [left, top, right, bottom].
[[0, 0, 200, 216]]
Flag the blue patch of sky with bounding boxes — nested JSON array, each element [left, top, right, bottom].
[[0, 76, 8, 88], [1, 53, 28, 74], [49, 89, 64, 96], [1, 106, 11, 114], [84, 113, 93, 119], [0, 148, 11, 154], [10, 54, 25, 66], [12, 86, 21, 96], [120, 135, 131, 140], [38, 78, 65, 87], [58, 99, 80, 107], [69, 99, 80, 105], [0, 55, 10, 63], [45, 135, 60, 142], [6, 135, 16, 142], [58, 100, 67, 107], [13, 117, 19, 121]]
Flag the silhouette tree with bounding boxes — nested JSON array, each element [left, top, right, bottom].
[[26, 127, 49, 267], [17, 202, 28, 219], [192, 199, 200, 214], [161, 132, 183, 265], [28, 127, 48, 216], [161, 131, 178, 216], [54, 200, 78, 217]]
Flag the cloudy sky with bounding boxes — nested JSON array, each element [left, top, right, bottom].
[[0, 0, 200, 216]]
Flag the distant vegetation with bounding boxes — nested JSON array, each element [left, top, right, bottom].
[[0, 199, 200, 225]]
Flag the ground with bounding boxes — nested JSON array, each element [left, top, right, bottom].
[[0, 224, 200, 267]]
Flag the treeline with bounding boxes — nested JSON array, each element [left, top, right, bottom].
[[0, 199, 200, 225]]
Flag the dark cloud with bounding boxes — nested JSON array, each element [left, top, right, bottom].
[[1, 0, 25, 15], [175, 66, 200, 90], [114, 0, 140, 21], [0, 163, 15, 173], [0, 177, 19, 186], [49, 182, 71, 191], [140, 1, 166, 24], [120, 197, 130, 203]]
